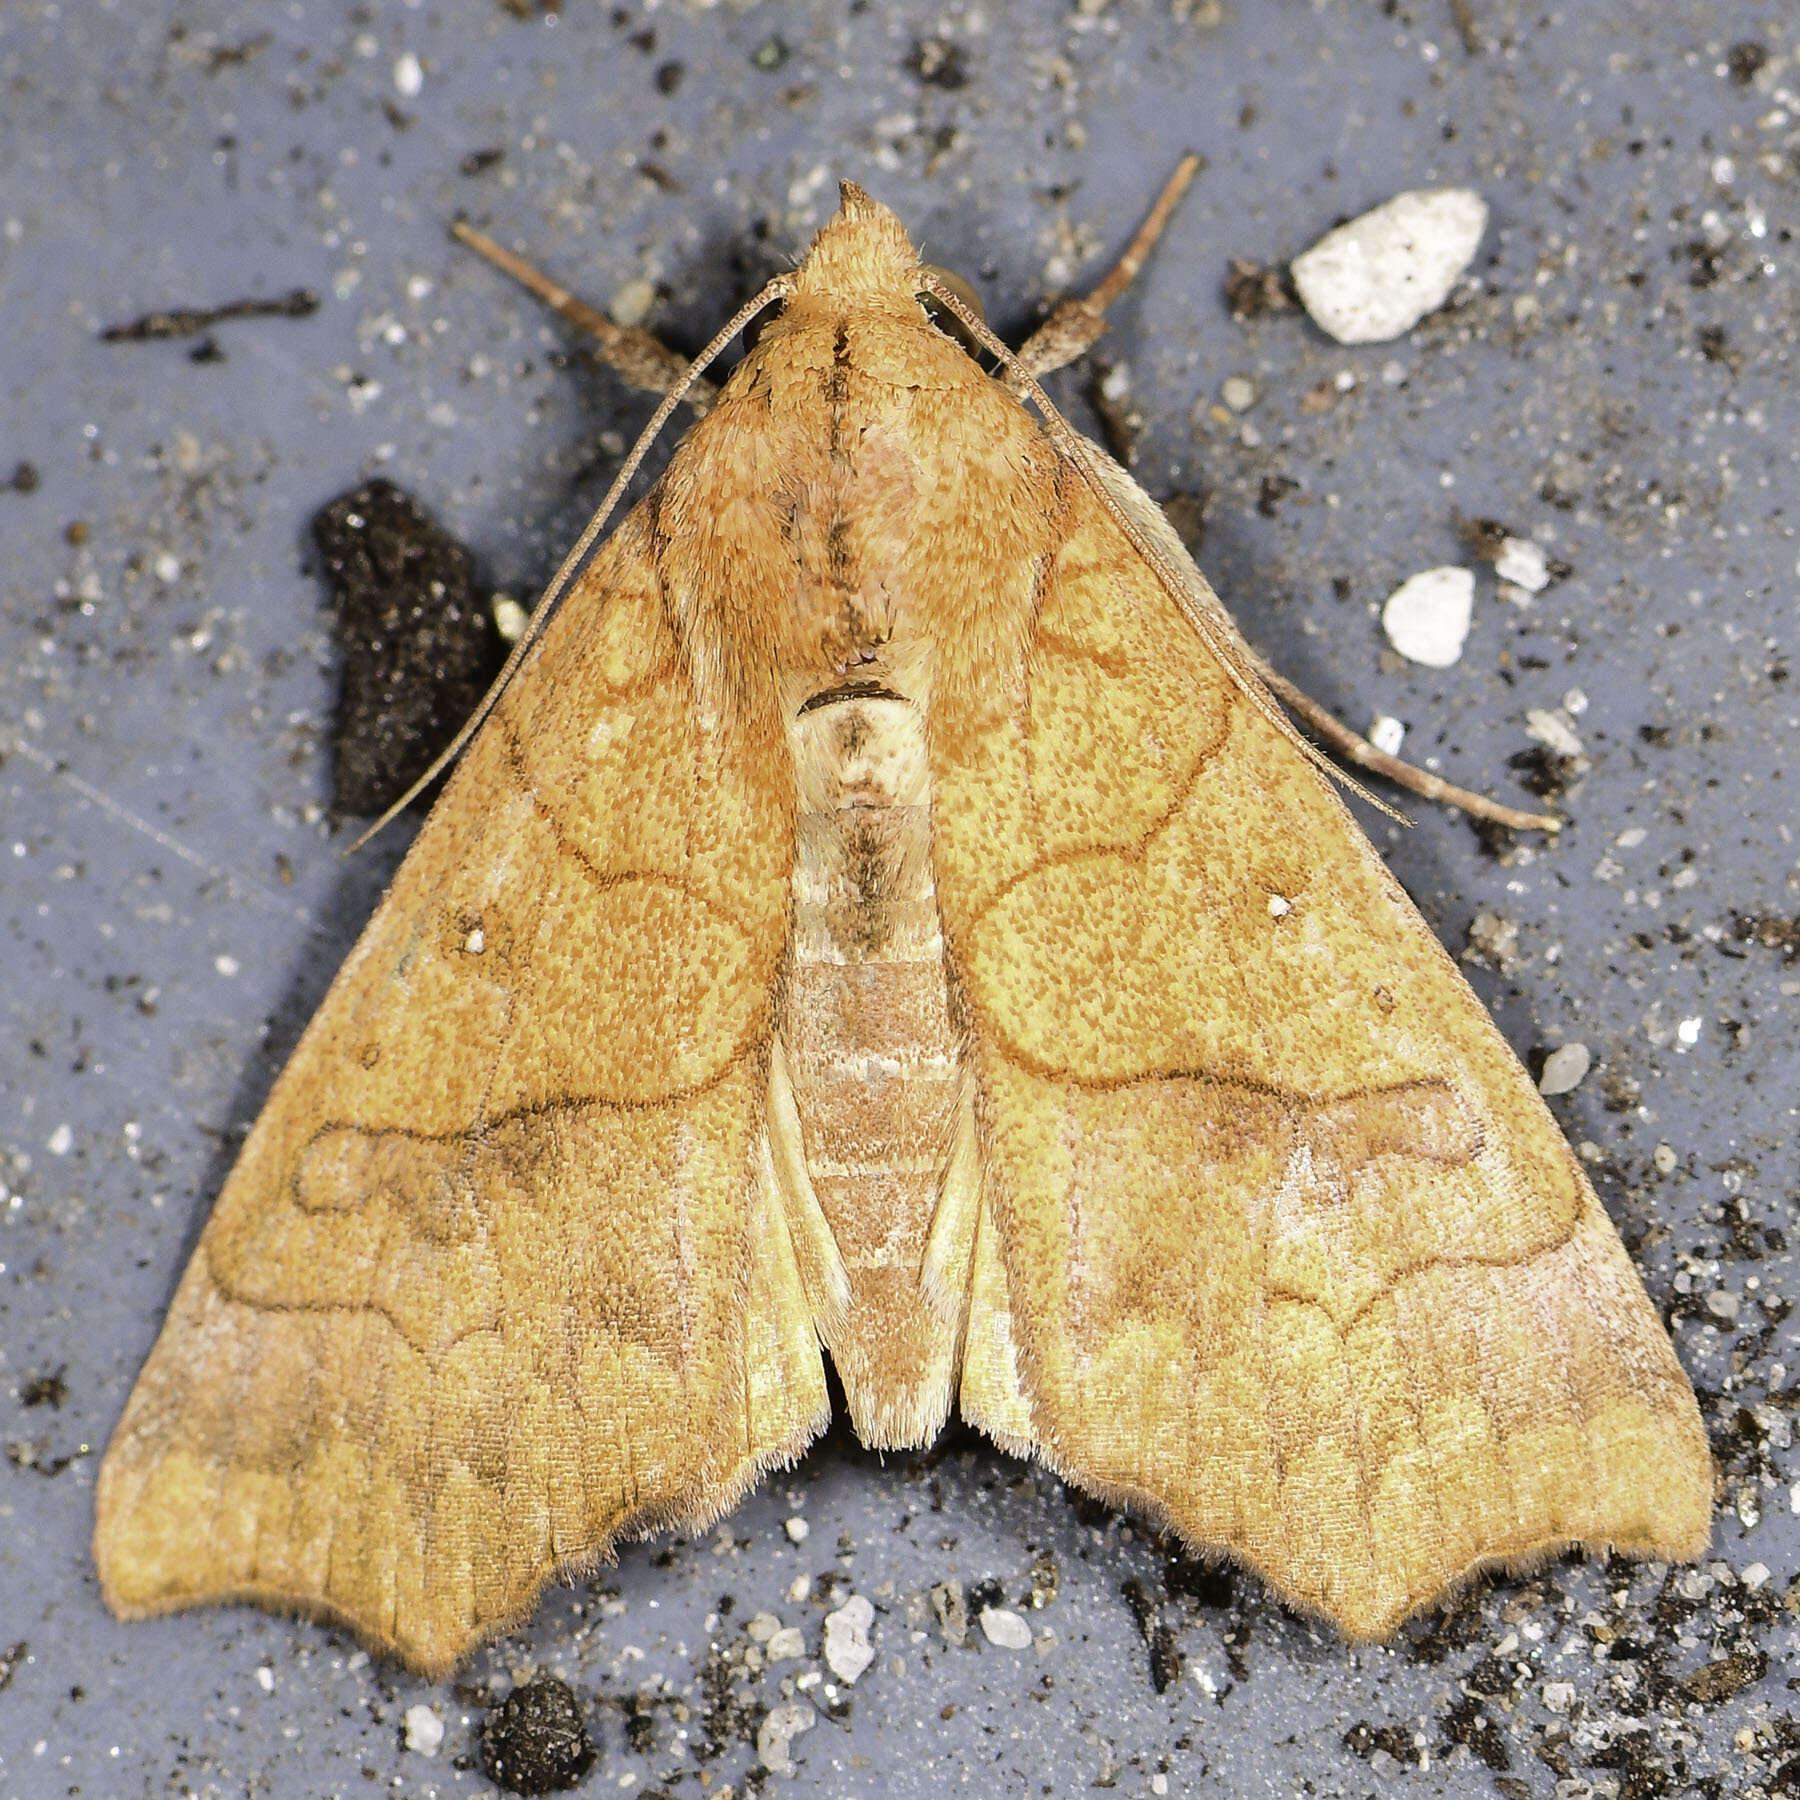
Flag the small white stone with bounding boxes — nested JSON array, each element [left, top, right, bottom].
[[1525, 708, 1584, 758], [1652, 1142, 1678, 1174], [745, 1610, 782, 1644], [1742, 1562, 1771, 1591], [1220, 375, 1257, 411], [1614, 827, 1647, 849], [1676, 1015, 1703, 1049], [823, 1594, 876, 1684], [1538, 1043, 1592, 1096], [978, 1606, 1033, 1650], [403, 1704, 444, 1756], [1290, 188, 1488, 344], [1368, 714, 1406, 756], [1541, 1680, 1575, 1715], [610, 277, 657, 330], [393, 52, 424, 98], [492, 594, 529, 643], [756, 1698, 816, 1776], [1267, 894, 1292, 918], [784, 1515, 810, 1543], [765, 1626, 806, 1661], [153, 551, 182, 584], [46, 1123, 73, 1157], [255, 1664, 275, 1693], [1494, 536, 1551, 593], [1705, 1289, 1739, 1322], [215, 953, 241, 977], [1382, 565, 1474, 667]]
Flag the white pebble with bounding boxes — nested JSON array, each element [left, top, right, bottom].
[[1541, 1680, 1575, 1716], [1382, 565, 1474, 667], [1494, 536, 1551, 593], [403, 1704, 444, 1756], [823, 1594, 876, 1685], [46, 1123, 73, 1157], [492, 594, 529, 643], [765, 1626, 806, 1661], [1368, 714, 1406, 757], [1537, 1043, 1591, 1096], [1220, 375, 1257, 411], [756, 1698, 816, 1776], [1742, 1562, 1771, 1590], [1524, 708, 1584, 758], [1652, 1142, 1678, 1174], [393, 52, 423, 98], [745, 1610, 782, 1644], [610, 277, 656, 330], [153, 551, 182, 584], [784, 1515, 810, 1543], [1290, 188, 1488, 344], [978, 1605, 1033, 1650]]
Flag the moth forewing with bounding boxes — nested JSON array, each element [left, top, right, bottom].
[[96, 179, 1709, 1676]]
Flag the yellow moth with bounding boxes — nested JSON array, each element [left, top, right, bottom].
[[95, 166, 1710, 1678]]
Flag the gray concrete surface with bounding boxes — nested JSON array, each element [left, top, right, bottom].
[[3, 2, 1797, 1796]]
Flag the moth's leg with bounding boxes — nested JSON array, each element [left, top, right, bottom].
[[1012, 153, 1203, 383], [1254, 660, 1563, 834], [450, 219, 719, 414]]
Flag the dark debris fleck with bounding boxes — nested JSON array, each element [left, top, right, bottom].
[[479, 1677, 598, 1796]]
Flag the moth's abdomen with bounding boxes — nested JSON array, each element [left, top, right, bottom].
[[781, 693, 965, 1447]]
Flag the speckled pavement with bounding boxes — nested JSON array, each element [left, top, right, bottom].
[[3, 3, 1796, 1796]]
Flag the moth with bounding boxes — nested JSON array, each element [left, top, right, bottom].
[[96, 168, 1711, 1678]]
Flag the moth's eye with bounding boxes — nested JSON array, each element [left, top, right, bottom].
[[918, 266, 987, 357]]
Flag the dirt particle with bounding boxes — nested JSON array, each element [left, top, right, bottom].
[[8, 461, 38, 494], [1440, 1695, 1510, 1771], [310, 479, 501, 819], [930, 1580, 968, 1647], [906, 36, 968, 88], [1223, 258, 1297, 321], [1727, 41, 1768, 86], [1148, 1625, 1182, 1693], [19, 1366, 67, 1408], [1344, 1720, 1420, 1766], [479, 1677, 598, 1795], [1679, 1647, 1766, 1705], [1164, 1552, 1233, 1608], [100, 288, 319, 343]]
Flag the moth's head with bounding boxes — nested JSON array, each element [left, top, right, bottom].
[[775, 181, 989, 362], [788, 182, 924, 302]]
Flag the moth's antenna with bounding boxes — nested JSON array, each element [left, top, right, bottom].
[[345, 273, 793, 855], [449, 220, 720, 413]]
